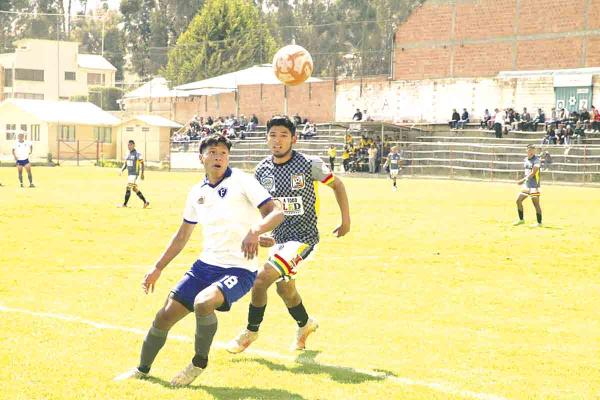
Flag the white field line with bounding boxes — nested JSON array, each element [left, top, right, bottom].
[[0, 304, 509, 400]]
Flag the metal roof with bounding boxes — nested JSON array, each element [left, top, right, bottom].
[[78, 54, 117, 71]]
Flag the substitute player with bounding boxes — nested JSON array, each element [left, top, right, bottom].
[[114, 134, 283, 386], [12, 132, 34, 188], [514, 144, 542, 227], [119, 140, 149, 208], [383, 145, 402, 191], [227, 115, 351, 353]]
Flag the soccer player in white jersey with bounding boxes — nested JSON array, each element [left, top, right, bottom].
[[226, 116, 351, 353], [114, 134, 284, 386], [12, 132, 34, 187]]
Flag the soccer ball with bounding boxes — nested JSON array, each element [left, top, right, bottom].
[[272, 44, 313, 86]]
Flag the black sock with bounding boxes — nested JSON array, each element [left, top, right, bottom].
[[536, 213, 542, 224], [124, 188, 131, 205], [136, 191, 147, 203], [247, 304, 266, 332], [518, 209, 524, 220], [192, 355, 208, 369], [288, 302, 309, 328], [18, 171, 23, 184], [27, 173, 33, 184], [393, 180, 397, 187]]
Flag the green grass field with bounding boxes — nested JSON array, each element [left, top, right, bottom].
[[1, 166, 599, 400]]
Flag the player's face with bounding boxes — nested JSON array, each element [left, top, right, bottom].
[[201, 143, 229, 174], [267, 126, 296, 158], [17, 134, 24, 142], [527, 148, 535, 158], [128, 142, 134, 151]]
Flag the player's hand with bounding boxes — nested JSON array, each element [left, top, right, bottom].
[[259, 235, 276, 248], [142, 267, 162, 294], [141, 174, 145, 181], [241, 229, 260, 260], [333, 221, 350, 237]]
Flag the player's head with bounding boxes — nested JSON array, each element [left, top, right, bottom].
[[128, 140, 135, 151], [17, 132, 25, 141], [267, 115, 296, 159], [199, 134, 232, 174], [526, 144, 536, 157]]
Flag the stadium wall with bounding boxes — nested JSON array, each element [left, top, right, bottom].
[[394, 0, 600, 80], [0, 66, 4, 101]]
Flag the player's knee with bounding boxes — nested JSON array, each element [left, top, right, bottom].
[[254, 273, 274, 292], [276, 283, 298, 302], [153, 308, 176, 330]]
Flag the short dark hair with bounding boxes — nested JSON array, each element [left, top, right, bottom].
[[526, 144, 536, 150], [128, 140, 135, 144], [199, 134, 232, 154], [267, 115, 296, 135]]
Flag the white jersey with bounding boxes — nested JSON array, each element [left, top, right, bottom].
[[13, 141, 32, 160], [182, 167, 272, 271]]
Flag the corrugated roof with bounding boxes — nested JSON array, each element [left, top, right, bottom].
[[175, 64, 324, 91], [122, 115, 183, 128], [122, 77, 188, 99], [0, 98, 121, 126], [78, 54, 117, 71]]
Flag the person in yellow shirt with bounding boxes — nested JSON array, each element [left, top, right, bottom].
[[327, 144, 337, 171], [342, 146, 350, 172]]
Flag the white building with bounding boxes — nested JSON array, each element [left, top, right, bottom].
[[0, 39, 116, 101]]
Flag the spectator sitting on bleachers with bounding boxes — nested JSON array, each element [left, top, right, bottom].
[[558, 108, 569, 125], [592, 106, 600, 133], [511, 110, 522, 131], [363, 109, 373, 122], [480, 109, 491, 129], [546, 107, 558, 128], [520, 107, 532, 131], [541, 125, 557, 145], [293, 113, 302, 127], [579, 107, 590, 131], [574, 121, 586, 144], [564, 124, 574, 145], [532, 108, 545, 131], [556, 124, 566, 145], [300, 121, 317, 139], [541, 151, 553, 171], [352, 108, 363, 121], [457, 108, 469, 129], [449, 109, 460, 129]]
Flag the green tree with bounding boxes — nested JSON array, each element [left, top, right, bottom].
[[120, 0, 152, 78], [163, 0, 276, 86]]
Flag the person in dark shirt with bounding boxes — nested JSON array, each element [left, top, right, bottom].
[[352, 109, 363, 121], [449, 109, 460, 129]]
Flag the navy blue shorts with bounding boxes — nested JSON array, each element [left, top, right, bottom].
[[170, 260, 256, 312], [16, 159, 29, 166]]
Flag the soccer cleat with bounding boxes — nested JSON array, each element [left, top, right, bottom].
[[113, 367, 148, 382], [531, 223, 543, 228], [392, 186, 398, 192], [143, 202, 150, 209], [29, 183, 35, 188], [293, 318, 319, 350], [20, 183, 24, 188], [170, 363, 204, 387], [512, 219, 525, 226], [117, 204, 128, 208], [225, 329, 258, 354]]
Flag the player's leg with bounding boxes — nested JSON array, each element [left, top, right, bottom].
[[25, 163, 34, 187], [114, 295, 190, 381], [514, 192, 528, 225], [276, 280, 319, 350], [122, 183, 133, 206], [17, 163, 24, 187], [131, 183, 150, 208], [531, 194, 542, 226]]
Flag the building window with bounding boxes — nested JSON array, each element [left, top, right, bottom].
[[141, 127, 150, 132], [94, 126, 112, 143], [30, 125, 40, 141], [64, 71, 76, 81], [5, 123, 16, 140], [15, 68, 44, 82], [14, 93, 44, 100], [87, 73, 105, 85], [4, 68, 13, 87], [60, 125, 76, 141], [125, 127, 134, 132]]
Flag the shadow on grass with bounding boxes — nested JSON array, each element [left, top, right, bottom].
[[232, 350, 397, 384], [145, 376, 307, 399]]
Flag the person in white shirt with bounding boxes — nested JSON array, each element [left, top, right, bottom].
[[115, 134, 284, 387], [492, 108, 504, 138], [12, 132, 34, 188]]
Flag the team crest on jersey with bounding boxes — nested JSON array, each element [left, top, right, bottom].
[[291, 174, 305, 190], [218, 187, 228, 198], [261, 176, 275, 191], [197, 196, 205, 204]]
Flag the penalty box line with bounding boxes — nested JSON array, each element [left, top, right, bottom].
[[0, 304, 509, 400]]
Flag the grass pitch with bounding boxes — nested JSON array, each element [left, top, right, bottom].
[[0, 166, 599, 400]]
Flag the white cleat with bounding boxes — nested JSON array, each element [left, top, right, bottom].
[[392, 186, 398, 192], [170, 363, 204, 387], [512, 219, 525, 226], [531, 223, 543, 228], [293, 318, 319, 350], [225, 329, 258, 354], [113, 368, 147, 382]]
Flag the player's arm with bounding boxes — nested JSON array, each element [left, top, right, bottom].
[[12, 147, 17, 161], [327, 177, 351, 237], [29, 144, 33, 155], [120, 160, 127, 174], [142, 221, 195, 294], [518, 164, 540, 184], [140, 158, 145, 180], [241, 199, 284, 260]]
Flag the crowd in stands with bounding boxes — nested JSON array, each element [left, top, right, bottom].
[[449, 105, 600, 142], [341, 131, 395, 173]]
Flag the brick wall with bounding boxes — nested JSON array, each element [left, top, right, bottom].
[[394, 0, 600, 79]]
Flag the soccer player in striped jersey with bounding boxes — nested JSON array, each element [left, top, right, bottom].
[[226, 115, 351, 353], [114, 135, 283, 386], [514, 144, 543, 227], [119, 140, 150, 208]]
